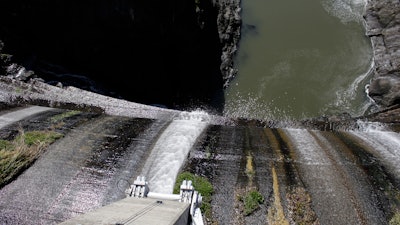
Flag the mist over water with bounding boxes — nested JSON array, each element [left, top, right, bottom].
[[224, 0, 374, 121]]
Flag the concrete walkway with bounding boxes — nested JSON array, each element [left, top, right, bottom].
[[0, 105, 53, 129], [59, 197, 190, 225]]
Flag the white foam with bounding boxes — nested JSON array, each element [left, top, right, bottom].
[[349, 129, 400, 177], [284, 128, 331, 165], [321, 0, 366, 24], [329, 59, 375, 115], [355, 120, 388, 132], [223, 92, 294, 122], [141, 110, 209, 194]]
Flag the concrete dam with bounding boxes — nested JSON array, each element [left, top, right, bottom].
[[0, 104, 399, 225], [0, 0, 399, 224]]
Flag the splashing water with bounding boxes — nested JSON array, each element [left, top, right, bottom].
[[321, 0, 367, 24], [224, 91, 298, 122], [354, 120, 389, 132], [141, 110, 210, 194], [349, 122, 400, 179]]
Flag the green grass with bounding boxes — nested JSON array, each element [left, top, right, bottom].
[[0, 139, 13, 151], [174, 171, 214, 218], [50, 110, 80, 124], [238, 189, 264, 216], [16, 130, 63, 146], [0, 129, 63, 187]]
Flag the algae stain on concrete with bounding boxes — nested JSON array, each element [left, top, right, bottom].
[[245, 153, 254, 186], [268, 166, 290, 225], [265, 128, 319, 224]]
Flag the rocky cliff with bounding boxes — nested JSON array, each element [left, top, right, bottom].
[[0, 0, 231, 113], [364, 0, 400, 108]]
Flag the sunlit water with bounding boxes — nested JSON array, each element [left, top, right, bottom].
[[349, 121, 400, 179], [224, 0, 374, 121], [286, 120, 400, 180], [141, 110, 210, 194]]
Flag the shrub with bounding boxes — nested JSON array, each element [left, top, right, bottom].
[[174, 171, 214, 218], [239, 189, 264, 216]]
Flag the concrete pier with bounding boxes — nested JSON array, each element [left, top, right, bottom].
[[59, 197, 190, 225]]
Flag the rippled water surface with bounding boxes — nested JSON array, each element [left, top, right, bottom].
[[224, 0, 373, 121]]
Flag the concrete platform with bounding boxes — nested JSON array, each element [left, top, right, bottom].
[[59, 197, 190, 225]]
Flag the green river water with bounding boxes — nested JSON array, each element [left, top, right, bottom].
[[224, 0, 374, 121]]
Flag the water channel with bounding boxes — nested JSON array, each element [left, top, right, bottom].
[[224, 0, 374, 121]]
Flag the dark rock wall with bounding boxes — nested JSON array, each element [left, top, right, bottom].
[[0, 0, 224, 113], [215, 0, 241, 88], [364, 0, 400, 107]]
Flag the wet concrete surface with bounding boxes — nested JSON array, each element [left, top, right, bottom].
[[0, 104, 400, 225], [184, 124, 400, 225], [0, 106, 155, 224]]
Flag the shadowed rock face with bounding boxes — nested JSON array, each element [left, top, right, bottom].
[[364, 0, 400, 107], [0, 0, 224, 113]]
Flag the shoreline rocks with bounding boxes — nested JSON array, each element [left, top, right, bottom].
[[364, 0, 400, 108]]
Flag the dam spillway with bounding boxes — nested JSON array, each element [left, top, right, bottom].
[[186, 121, 400, 225], [0, 105, 399, 224]]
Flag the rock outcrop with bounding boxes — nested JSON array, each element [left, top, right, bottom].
[[216, 0, 242, 88], [0, 0, 227, 113], [364, 0, 400, 107]]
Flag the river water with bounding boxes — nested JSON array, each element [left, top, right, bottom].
[[224, 0, 374, 121]]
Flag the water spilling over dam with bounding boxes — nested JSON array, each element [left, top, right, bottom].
[[186, 119, 400, 224], [139, 111, 210, 194], [0, 105, 399, 224]]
